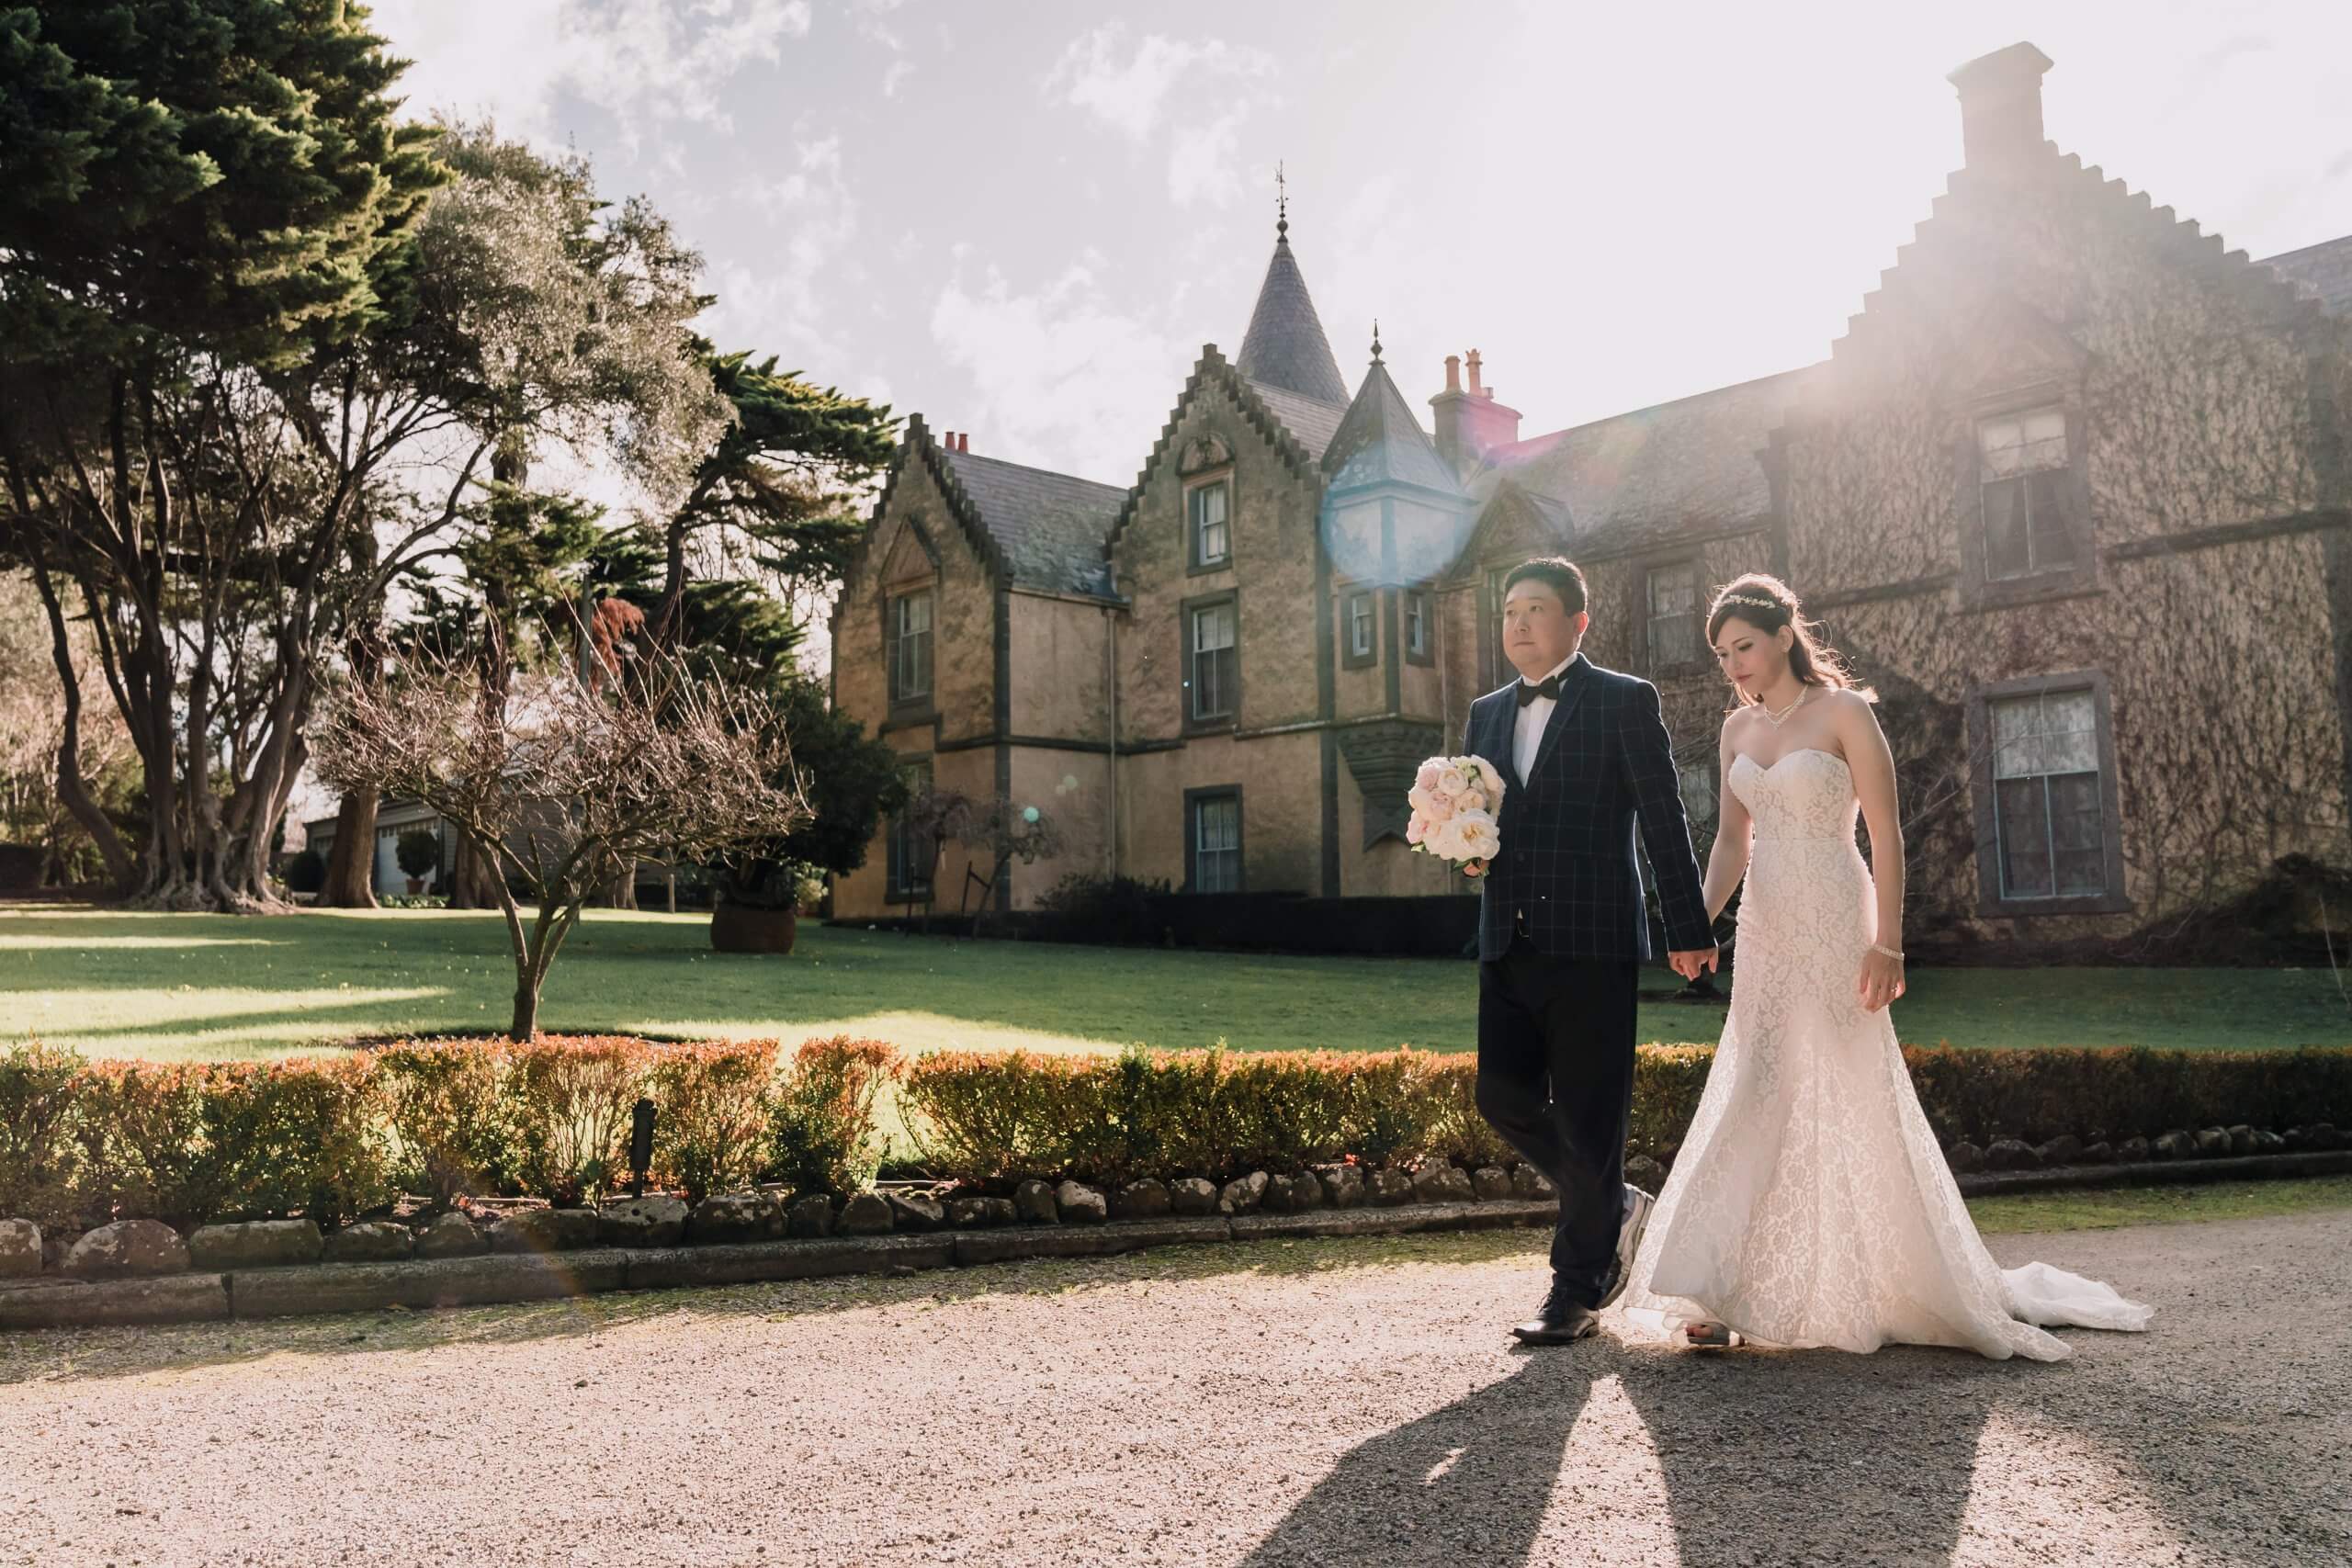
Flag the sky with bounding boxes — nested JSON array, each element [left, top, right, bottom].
[[365, 0, 2352, 491]]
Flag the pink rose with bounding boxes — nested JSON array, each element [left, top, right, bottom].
[[1415, 760, 1444, 795], [1406, 815, 1426, 845]]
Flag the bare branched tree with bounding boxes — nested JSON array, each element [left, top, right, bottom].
[[313, 649, 808, 1038]]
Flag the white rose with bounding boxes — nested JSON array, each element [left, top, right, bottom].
[[1458, 788, 1487, 814], [1427, 815, 1471, 862], [1408, 785, 1453, 822], [1435, 764, 1469, 799], [1453, 811, 1500, 863], [1466, 756, 1507, 814]]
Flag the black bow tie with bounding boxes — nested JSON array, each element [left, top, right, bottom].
[[1516, 675, 1563, 707]]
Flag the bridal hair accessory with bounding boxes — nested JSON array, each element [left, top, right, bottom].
[[1716, 592, 1782, 613]]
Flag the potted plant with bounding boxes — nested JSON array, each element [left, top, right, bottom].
[[708, 676, 906, 954], [395, 827, 441, 897]]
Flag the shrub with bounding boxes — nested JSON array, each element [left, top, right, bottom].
[[766, 1036, 899, 1195], [377, 1042, 517, 1207], [647, 1039, 781, 1202], [195, 1056, 397, 1226], [282, 847, 327, 895], [0, 1042, 87, 1229], [71, 1060, 217, 1226], [506, 1036, 650, 1205], [1034, 874, 1170, 945], [394, 829, 441, 882]]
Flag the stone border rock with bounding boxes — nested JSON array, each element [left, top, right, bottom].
[[4, 1147, 2346, 1333]]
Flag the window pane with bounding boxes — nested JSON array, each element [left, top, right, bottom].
[[1648, 564, 1696, 617], [1989, 694, 2049, 781], [1407, 592, 1428, 655], [1193, 483, 1229, 562], [1194, 795, 1239, 892], [1350, 594, 1374, 656], [2025, 468, 2075, 569], [2041, 691, 2098, 773], [1980, 406, 2067, 477], [1192, 605, 1237, 718], [1995, 776, 2053, 897], [1984, 477, 2032, 578]]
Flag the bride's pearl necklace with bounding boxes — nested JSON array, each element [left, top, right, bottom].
[[1759, 685, 1810, 728]]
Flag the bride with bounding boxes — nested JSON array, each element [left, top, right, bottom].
[[1614, 573, 2152, 1360]]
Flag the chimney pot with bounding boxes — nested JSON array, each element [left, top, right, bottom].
[[1948, 41, 2053, 172], [1464, 349, 1486, 398], [958, 433, 969, 452], [1443, 354, 1461, 393]]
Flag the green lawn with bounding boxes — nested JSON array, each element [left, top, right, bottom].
[[2, 904, 2346, 1063]]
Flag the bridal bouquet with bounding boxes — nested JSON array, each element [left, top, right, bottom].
[[1406, 755, 1506, 878]]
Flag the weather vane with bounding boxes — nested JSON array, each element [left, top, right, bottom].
[[1276, 160, 1288, 238]]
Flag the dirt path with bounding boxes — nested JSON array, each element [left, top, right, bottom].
[[5, 1211, 2345, 1566]]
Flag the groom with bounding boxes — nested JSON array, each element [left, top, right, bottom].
[[1464, 558, 1718, 1345]]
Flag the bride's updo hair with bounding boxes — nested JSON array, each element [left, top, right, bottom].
[[1706, 573, 1876, 706]]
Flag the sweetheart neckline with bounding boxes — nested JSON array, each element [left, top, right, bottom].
[[1730, 746, 1850, 773]]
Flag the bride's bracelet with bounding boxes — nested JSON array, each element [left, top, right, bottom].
[[1868, 942, 1905, 961]]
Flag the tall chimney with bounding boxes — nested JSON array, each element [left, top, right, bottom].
[[1442, 354, 1461, 393], [1430, 350, 1521, 478], [1948, 42, 2053, 172], [958, 432, 969, 453]]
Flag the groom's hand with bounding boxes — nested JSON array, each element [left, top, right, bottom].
[[1667, 947, 1719, 980]]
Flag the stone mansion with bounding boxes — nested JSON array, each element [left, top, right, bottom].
[[829, 42, 2352, 951]]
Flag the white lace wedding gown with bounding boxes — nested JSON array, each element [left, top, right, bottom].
[[1618, 747, 2154, 1361]]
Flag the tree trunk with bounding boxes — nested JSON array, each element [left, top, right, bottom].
[[322, 791, 380, 907], [25, 556, 137, 896], [605, 863, 637, 908], [510, 978, 539, 1042], [447, 834, 503, 908]]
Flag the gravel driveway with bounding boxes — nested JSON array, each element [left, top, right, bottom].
[[5, 1210, 2345, 1567]]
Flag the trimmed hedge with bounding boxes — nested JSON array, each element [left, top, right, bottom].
[[0, 1035, 895, 1227], [898, 1042, 2352, 1184], [6, 1037, 2347, 1232]]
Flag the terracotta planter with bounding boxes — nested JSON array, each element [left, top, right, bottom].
[[404, 877, 425, 895], [711, 903, 797, 955]]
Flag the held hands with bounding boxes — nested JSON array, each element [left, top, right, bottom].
[[1857, 948, 1906, 1012], [1668, 947, 1719, 982]]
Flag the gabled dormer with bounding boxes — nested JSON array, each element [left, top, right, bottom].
[[1319, 329, 1471, 590]]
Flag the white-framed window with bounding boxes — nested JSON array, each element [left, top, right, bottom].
[[1405, 590, 1430, 660], [1349, 592, 1375, 660], [888, 590, 933, 703], [1189, 601, 1237, 721], [1645, 562, 1700, 670], [1977, 407, 2076, 581], [1191, 793, 1240, 893], [1190, 479, 1230, 568], [1988, 688, 2107, 898]]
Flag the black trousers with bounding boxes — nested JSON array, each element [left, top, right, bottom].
[[1474, 940, 1640, 1306]]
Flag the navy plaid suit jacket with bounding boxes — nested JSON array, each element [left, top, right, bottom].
[[1463, 653, 1713, 964]]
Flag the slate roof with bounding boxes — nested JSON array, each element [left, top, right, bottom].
[[1323, 358, 1462, 497], [936, 446, 1125, 597], [1235, 232, 1351, 406], [1247, 375, 1346, 461], [2261, 235, 2352, 318], [1476, 367, 1814, 552]]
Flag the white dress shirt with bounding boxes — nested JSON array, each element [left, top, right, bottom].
[[1511, 654, 1577, 785]]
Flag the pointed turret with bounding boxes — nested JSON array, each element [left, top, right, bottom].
[[1235, 194, 1349, 407], [1320, 329, 1469, 586]]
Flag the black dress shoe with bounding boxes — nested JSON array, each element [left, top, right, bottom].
[[1511, 1282, 1600, 1345]]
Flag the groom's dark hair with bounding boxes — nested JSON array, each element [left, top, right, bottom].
[[1502, 557, 1589, 615]]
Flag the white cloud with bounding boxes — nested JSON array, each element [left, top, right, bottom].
[[369, 0, 811, 154], [882, 58, 915, 98], [704, 133, 864, 366], [1167, 108, 1252, 208], [1045, 25, 1272, 141], [930, 256, 1193, 483]]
